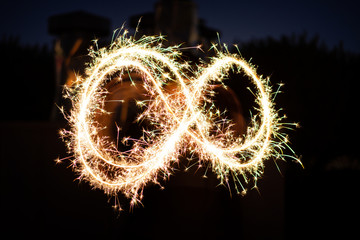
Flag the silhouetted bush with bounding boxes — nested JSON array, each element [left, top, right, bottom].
[[231, 33, 360, 169]]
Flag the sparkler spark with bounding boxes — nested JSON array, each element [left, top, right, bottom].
[[60, 32, 300, 209]]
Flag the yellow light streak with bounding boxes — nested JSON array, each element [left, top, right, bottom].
[[60, 32, 300, 209]]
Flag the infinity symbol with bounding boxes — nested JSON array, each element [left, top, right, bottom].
[[63, 34, 291, 208]]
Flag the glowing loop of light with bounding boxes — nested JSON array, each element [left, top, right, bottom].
[[67, 35, 287, 207]]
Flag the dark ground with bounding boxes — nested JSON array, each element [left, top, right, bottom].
[[1, 121, 359, 239]]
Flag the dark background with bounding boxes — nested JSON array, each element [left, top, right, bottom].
[[1, 0, 360, 239], [1, 0, 360, 53]]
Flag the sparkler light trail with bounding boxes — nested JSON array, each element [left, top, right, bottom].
[[60, 32, 300, 209]]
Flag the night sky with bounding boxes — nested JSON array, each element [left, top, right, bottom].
[[1, 0, 359, 53]]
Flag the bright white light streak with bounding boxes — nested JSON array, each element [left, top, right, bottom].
[[60, 32, 300, 210]]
